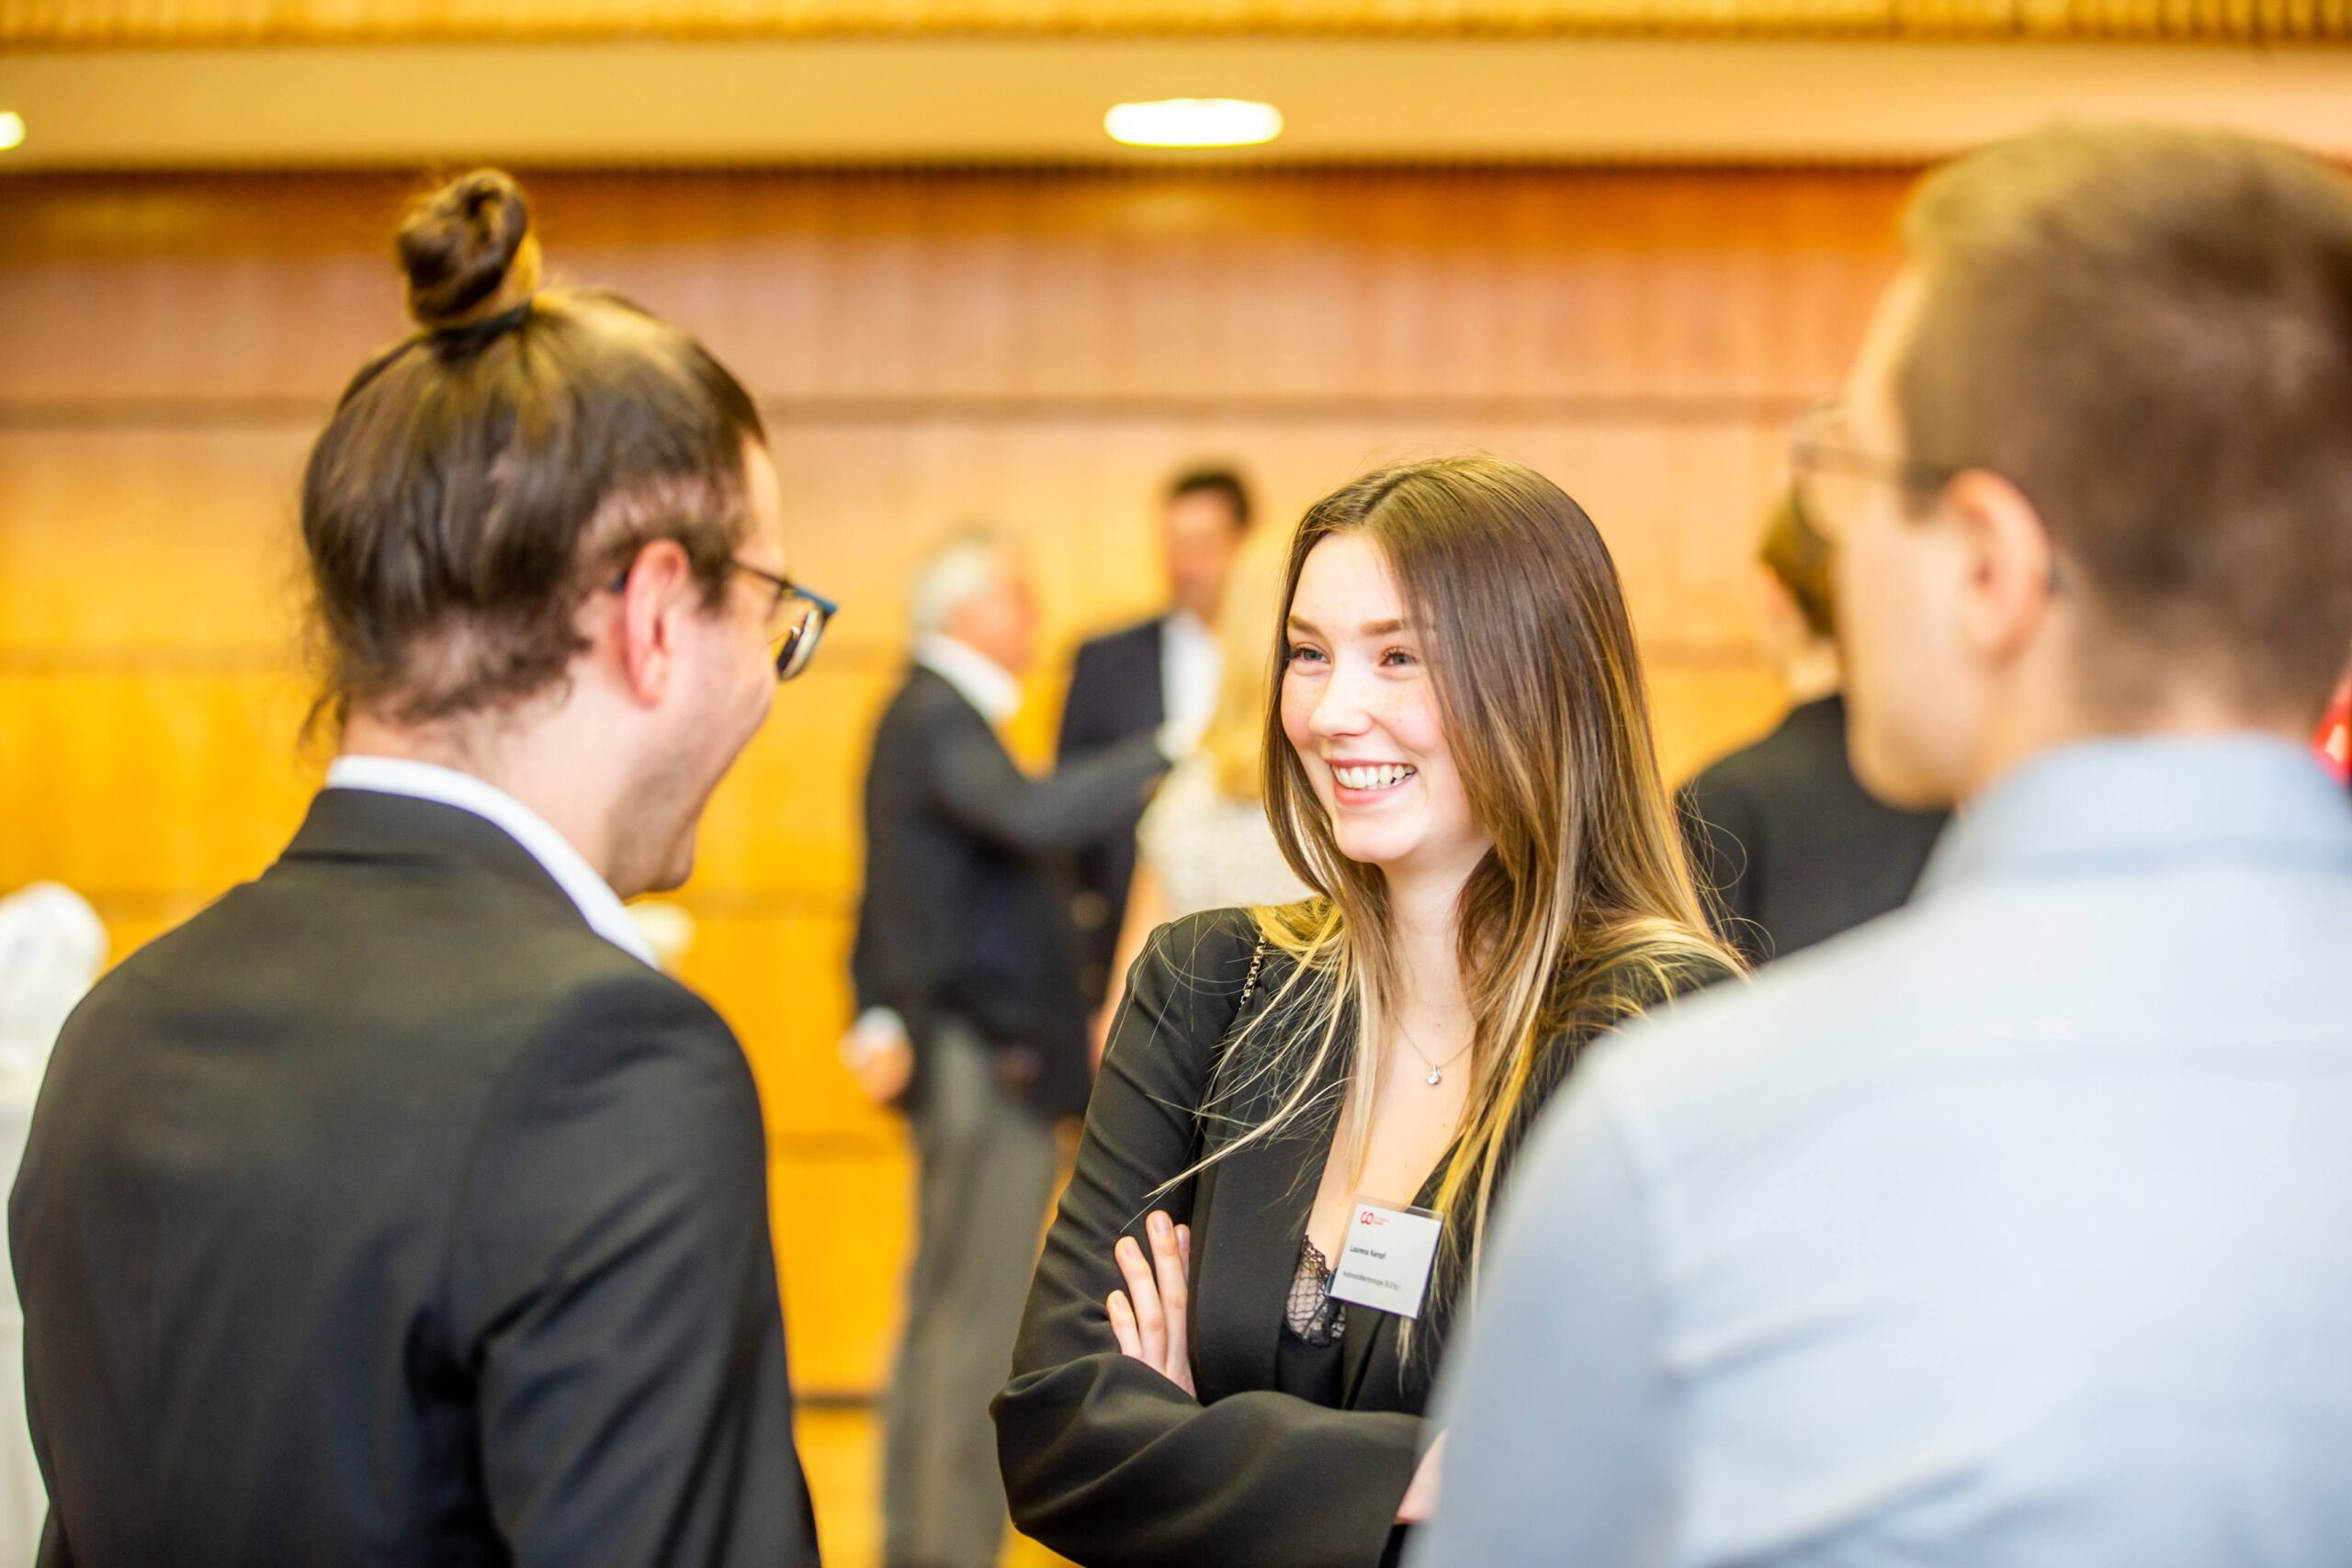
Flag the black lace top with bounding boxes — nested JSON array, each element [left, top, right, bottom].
[[1283, 1236, 1348, 1347], [1274, 1235, 1349, 1407]]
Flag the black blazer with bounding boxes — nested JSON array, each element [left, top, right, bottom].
[[993, 908, 1732, 1568], [851, 664, 1169, 1120], [1678, 694, 1950, 965], [1057, 615, 1169, 1006], [9, 788, 819, 1568]]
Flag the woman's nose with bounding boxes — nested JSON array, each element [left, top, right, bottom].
[[1306, 667, 1373, 739]]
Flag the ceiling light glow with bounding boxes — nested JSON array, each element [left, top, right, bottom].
[[1104, 99, 1283, 149], [0, 114, 24, 153]]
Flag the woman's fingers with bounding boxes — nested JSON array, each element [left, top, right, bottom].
[[1148, 1213, 1189, 1372], [1107, 1289, 1142, 1359], [1114, 1235, 1166, 1366]]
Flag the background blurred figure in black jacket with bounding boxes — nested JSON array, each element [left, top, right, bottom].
[[1679, 489, 1948, 964], [848, 528, 1173, 1568], [1058, 466, 1253, 1007]]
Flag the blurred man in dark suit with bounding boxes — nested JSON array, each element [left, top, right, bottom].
[[849, 529, 1173, 1568], [1679, 489, 1948, 964], [10, 171, 820, 1566], [1058, 466, 1253, 1005]]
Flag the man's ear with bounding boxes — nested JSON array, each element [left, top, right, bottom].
[[1943, 468, 2058, 667], [610, 538, 696, 707]]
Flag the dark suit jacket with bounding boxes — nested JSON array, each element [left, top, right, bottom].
[[1679, 694, 1951, 966], [851, 664, 1170, 1121], [1057, 615, 1169, 1006], [993, 907, 1733, 1568], [9, 788, 820, 1568]]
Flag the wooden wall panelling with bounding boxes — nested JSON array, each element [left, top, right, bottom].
[[0, 170, 1907, 408]]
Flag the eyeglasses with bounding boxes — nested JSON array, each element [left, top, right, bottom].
[[608, 558, 838, 682], [1786, 403, 1958, 545], [732, 560, 838, 682]]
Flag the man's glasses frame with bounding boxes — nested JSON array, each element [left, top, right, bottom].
[[1785, 403, 1959, 543], [609, 558, 838, 682]]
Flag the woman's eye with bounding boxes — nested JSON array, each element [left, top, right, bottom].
[[1380, 647, 1419, 668], [1285, 643, 1327, 666]]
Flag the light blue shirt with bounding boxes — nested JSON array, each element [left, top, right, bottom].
[[1417, 736, 2352, 1568]]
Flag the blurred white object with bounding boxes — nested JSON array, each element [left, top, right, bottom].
[[623, 900, 696, 973], [0, 883, 105, 1568]]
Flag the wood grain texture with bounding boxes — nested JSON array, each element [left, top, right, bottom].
[[0, 165, 1896, 1407]]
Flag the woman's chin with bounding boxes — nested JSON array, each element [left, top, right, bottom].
[[1330, 828, 1417, 869]]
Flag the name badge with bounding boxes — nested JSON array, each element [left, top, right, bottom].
[[1328, 1196, 1443, 1321]]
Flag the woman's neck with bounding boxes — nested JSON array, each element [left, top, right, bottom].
[[1381, 861, 1474, 1031]]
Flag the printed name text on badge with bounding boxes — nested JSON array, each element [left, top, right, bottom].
[[1328, 1197, 1443, 1320]]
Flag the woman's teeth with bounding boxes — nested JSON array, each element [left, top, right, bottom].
[[1334, 763, 1416, 791]]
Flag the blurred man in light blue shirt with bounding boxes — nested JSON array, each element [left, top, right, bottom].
[[1418, 124, 2352, 1568]]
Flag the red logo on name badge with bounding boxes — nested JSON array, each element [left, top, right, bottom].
[[1359, 1209, 1385, 1226]]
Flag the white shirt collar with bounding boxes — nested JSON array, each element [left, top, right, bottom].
[[1165, 607, 1216, 650], [1159, 608, 1222, 753], [914, 634, 1023, 725], [322, 755, 659, 968]]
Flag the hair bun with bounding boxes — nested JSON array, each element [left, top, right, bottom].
[[396, 169, 542, 333]]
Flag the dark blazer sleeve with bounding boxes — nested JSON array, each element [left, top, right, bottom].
[[1677, 772, 1768, 967], [451, 969, 820, 1568], [927, 703, 1169, 857], [994, 913, 1423, 1568]]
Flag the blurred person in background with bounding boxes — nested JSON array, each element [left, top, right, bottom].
[[1060, 466, 1255, 1007], [10, 171, 822, 1566], [1099, 525, 1311, 1057], [1421, 123, 2352, 1568], [995, 457, 1736, 1568], [846, 529, 1176, 1568], [1679, 489, 1948, 964], [0, 885, 103, 1568]]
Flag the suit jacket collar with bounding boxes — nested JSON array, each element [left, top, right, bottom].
[[277, 787, 588, 931]]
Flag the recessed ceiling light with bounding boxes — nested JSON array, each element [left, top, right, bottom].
[[0, 114, 24, 154], [1104, 99, 1283, 150]]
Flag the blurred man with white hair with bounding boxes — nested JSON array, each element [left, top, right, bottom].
[[849, 528, 1175, 1568]]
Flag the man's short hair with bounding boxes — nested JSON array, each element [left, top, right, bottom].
[[909, 528, 1008, 636], [1166, 466, 1253, 531], [1898, 122, 2352, 719], [1759, 488, 1837, 642]]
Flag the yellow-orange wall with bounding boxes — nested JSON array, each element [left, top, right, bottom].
[[0, 166, 1906, 1397]]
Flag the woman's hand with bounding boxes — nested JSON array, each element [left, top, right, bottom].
[[1106, 1210, 1195, 1397], [1396, 1432, 1445, 1524]]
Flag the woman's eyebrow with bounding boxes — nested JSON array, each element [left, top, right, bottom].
[[1286, 614, 1414, 637]]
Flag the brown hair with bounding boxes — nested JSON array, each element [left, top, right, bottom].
[[1759, 486, 1836, 641], [302, 168, 764, 729], [1166, 465, 1253, 531], [1177, 457, 1737, 1325], [1899, 123, 2352, 720]]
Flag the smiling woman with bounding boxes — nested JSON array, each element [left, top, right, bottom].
[[993, 455, 1742, 1568]]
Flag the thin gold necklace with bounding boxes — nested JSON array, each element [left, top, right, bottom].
[[1394, 1016, 1474, 1088]]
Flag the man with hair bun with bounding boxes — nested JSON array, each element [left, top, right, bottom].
[[12, 170, 823, 1565], [1425, 122, 2352, 1567]]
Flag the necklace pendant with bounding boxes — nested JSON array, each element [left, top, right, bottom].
[[1426, 1067, 1443, 1087]]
